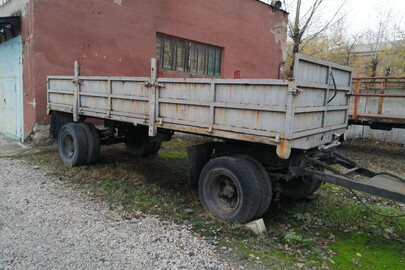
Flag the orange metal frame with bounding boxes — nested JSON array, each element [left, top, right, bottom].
[[351, 77, 405, 122]]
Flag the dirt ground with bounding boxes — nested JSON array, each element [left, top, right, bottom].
[[15, 136, 405, 269], [338, 139, 405, 178]]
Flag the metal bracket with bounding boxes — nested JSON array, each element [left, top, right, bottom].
[[147, 59, 159, 137], [289, 87, 303, 96], [72, 61, 81, 122], [271, 133, 280, 143], [143, 81, 165, 89], [72, 79, 83, 86]]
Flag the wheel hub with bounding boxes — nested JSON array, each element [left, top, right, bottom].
[[220, 178, 236, 198], [63, 134, 74, 157], [211, 175, 239, 213]]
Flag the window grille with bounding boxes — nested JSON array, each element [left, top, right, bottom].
[[156, 33, 222, 76]]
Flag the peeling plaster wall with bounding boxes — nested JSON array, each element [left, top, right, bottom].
[[271, 16, 288, 79], [21, 0, 287, 138], [0, 0, 29, 16]]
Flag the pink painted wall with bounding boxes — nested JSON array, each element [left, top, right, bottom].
[[22, 0, 288, 137]]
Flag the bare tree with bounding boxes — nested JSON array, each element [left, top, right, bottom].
[[285, 0, 347, 77], [361, 8, 404, 77], [327, 21, 362, 66]]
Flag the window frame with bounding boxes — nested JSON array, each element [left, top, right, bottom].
[[156, 33, 222, 77]]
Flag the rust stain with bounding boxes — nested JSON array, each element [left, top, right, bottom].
[[352, 79, 361, 120], [175, 104, 180, 119], [276, 138, 291, 159], [217, 108, 224, 122], [254, 111, 260, 129], [160, 123, 279, 146], [377, 80, 386, 115]]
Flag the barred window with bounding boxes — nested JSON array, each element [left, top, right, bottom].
[[156, 33, 222, 76]]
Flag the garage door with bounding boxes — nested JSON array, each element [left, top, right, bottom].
[[0, 36, 23, 141]]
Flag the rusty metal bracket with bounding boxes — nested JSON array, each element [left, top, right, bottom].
[[72, 79, 83, 86], [289, 87, 303, 96], [143, 81, 165, 89], [276, 138, 291, 159], [271, 133, 281, 143], [72, 61, 81, 122], [147, 59, 161, 137]]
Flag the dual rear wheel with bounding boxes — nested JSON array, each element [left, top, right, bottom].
[[198, 155, 322, 223], [125, 128, 161, 157], [58, 122, 100, 166], [198, 155, 273, 224]]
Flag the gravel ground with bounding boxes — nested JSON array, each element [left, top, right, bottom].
[[0, 159, 230, 270]]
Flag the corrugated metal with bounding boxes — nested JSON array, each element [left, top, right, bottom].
[[0, 35, 22, 140], [48, 55, 352, 158]]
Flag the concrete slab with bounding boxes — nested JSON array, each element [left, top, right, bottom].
[[0, 134, 30, 157], [244, 218, 267, 235]]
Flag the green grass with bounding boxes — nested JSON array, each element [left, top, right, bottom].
[[329, 232, 405, 270], [17, 137, 405, 269], [159, 151, 188, 159]]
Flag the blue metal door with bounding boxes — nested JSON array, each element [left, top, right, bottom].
[[0, 36, 23, 140]]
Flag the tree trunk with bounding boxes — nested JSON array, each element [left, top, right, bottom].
[[370, 56, 379, 77], [287, 0, 302, 78]]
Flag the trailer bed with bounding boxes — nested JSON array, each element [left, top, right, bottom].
[[47, 54, 352, 159], [350, 77, 405, 129]]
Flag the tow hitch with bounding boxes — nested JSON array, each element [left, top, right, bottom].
[[305, 151, 405, 204]]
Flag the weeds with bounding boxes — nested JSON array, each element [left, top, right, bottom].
[[284, 229, 304, 246]]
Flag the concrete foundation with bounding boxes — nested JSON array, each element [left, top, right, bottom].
[[347, 125, 405, 144], [30, 124, 51, 145]]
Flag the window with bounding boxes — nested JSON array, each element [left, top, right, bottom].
[[156, 33, 222, 76]]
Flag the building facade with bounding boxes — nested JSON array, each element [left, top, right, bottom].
[[0, 0, 287, 141]]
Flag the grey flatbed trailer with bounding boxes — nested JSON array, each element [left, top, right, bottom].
[[47, 54, 405, 223]]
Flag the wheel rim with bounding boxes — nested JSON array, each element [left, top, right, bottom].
[[209, 174, 240, 214], [62, 133, 75, 158]]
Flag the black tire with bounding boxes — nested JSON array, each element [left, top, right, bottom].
[[79, 122, 101, 164], [279, 175, 322, 200], [57, 123, 88, 166], [125, 132, 152, 157], [198, 156, 261, 224], [235, 155, 272, 219], [150, 141, 162, 154]]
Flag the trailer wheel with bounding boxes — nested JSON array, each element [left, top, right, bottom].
[[235, 155, 273, 219], [150, 141, 162, 154], [280, 175, 322, 200], [125, 133, 152, 157], [79, 123, 101, 164], [58, 123, 88, 166], [199, 156, 261, 223]]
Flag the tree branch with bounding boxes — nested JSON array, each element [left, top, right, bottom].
[[301, 0, 347, 45]]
